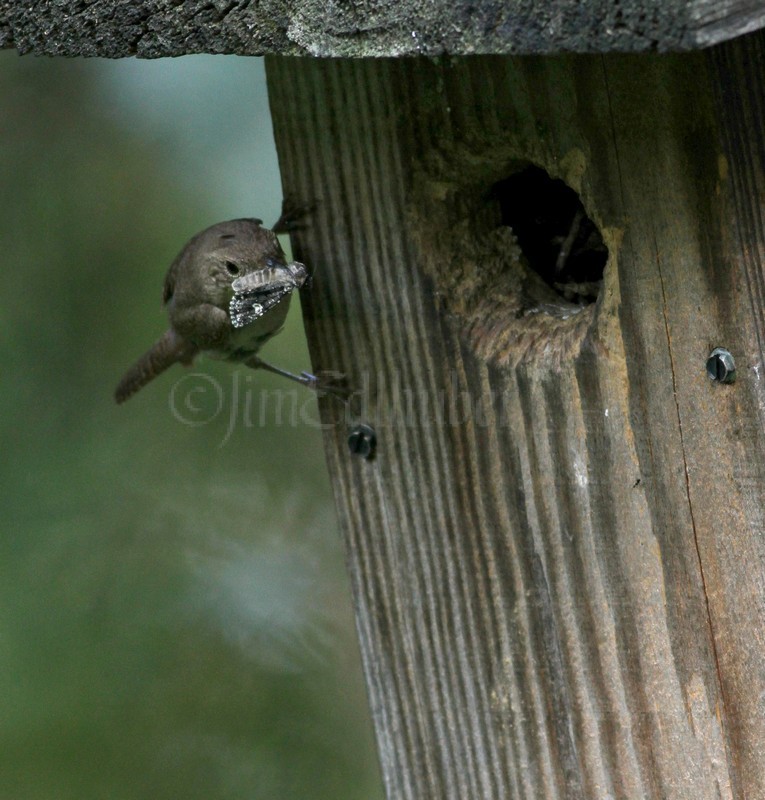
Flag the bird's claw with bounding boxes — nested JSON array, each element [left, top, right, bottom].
[[301, 370, 351, 399], [272, 198, 316, 234]]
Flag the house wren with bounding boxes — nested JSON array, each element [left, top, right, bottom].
[[115, 217, 339, 404]]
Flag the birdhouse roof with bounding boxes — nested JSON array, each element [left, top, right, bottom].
[[1, 0, 761, 57]]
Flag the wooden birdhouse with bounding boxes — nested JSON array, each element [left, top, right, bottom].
[[4, 2, 765, 796]]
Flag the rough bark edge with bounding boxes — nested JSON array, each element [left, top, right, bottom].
[[1, 0, 764, 58]]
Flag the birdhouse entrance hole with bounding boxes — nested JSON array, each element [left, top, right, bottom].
[[410, 155, 612, 366], [492, 165, 607, 306]]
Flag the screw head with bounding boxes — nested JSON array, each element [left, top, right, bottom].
[[348, 424, 377, 460], [706, 347, 736, 384]]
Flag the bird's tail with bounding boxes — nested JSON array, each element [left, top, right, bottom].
[[114, 329, 197, 404]]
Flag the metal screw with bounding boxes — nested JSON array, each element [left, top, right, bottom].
[[348, 424, 377, 460], [706, 347, 736, 384]]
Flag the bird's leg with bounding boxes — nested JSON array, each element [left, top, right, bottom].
[[246, 355, 315, 386], [244, 355, 349, 400]]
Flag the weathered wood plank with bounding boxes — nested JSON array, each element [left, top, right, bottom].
[[266, 31, 765, 798], [2, 0, 765, 57], [693, 0, 765, 47]]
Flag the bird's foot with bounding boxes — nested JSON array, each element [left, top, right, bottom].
[[272, 197, 316, 234]]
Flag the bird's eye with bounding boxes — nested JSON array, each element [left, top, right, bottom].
[[225, 261, 240, 276]]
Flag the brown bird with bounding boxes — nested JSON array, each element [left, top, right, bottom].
[[115, 217, 337, 404]]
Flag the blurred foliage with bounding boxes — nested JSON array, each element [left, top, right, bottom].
[[0, 53, 382, 800]]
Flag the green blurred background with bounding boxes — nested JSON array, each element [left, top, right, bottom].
[[0, 53, 383, 799]]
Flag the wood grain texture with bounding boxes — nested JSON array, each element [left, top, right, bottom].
[[692, 0, 765, 46], [266, 30, 765, 799], [2, 0, 765, 57]]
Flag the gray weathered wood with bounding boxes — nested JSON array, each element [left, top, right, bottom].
[[2, 0, 765, 57], [266, 29, 765, 798], [693, 0, 765, 46]]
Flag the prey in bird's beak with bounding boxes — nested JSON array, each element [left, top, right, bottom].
[[229, 261, 309, 329]]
